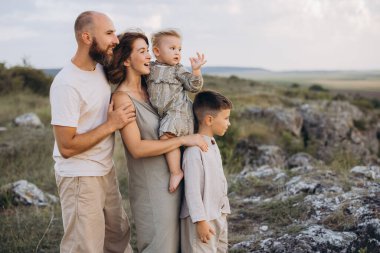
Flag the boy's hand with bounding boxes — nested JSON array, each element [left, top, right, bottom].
[[196, 220, 215, 243], [190, 52, 207, 71], [182, 134, 208, 152]]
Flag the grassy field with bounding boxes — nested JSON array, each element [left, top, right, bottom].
[[207, 70, 380, 96], [0, 72, 379, 252]]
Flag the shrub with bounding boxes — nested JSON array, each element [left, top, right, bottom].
[[10, 66, 53, 96], [228, 75, 240, 83], [371, 98, 380, 109], [0, 63, 22, 95], [279, 131, 304, 155], [352, 98, 375, 110], [353, 119, 367, 131], [309, 84, 328, 92], [0, 64, 52, 96], [291, 83, 300, 88]]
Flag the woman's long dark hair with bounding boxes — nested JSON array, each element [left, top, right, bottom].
[[105, 31, 149, 85]]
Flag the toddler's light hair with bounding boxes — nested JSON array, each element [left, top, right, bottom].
[[151, 29, 182, 47]]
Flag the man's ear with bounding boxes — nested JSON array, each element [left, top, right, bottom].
[[81, 32, 92, 45]]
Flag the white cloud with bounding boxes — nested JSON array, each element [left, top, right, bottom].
[[0, 0, 379, 69], [143, 15, 163, 30], [0, 26, 39, 42]]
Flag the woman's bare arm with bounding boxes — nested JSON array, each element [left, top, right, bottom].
[[113, 92, 207, 159]]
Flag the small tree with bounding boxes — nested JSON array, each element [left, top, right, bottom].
[[0, 63, 21, 94], [309, 84, 327, 92], [10, 66, 53, 96]]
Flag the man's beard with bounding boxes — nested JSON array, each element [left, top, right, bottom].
[[89, 38, 113, 66]]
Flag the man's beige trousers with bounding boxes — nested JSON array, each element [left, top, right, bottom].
[[56, 168, 133, 253]]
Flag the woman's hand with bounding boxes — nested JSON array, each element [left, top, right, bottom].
[[182, 134, 208, 152], [196, 220, 215, 243]]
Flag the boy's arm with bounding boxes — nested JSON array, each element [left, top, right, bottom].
[[183, 148, 215, 243]]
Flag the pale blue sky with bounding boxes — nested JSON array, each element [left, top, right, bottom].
[[1, 0, 379, 70]]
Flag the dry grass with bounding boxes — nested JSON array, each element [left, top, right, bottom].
[[1, 72, 379, 251], [228, 194, 309, 244], [0, 92, 51, 126], [322, 202, 357, 231]]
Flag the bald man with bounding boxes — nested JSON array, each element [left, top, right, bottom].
[[50, 11, 134, 252]]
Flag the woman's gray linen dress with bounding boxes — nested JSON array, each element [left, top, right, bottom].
[[124, 95, 181, 253]]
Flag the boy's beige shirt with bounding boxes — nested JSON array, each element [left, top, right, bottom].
[[180, 135, 231, 223]]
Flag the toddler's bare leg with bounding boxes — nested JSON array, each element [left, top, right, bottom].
[[161, 133, 183, 193]]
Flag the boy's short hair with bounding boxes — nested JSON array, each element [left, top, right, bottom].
[[193, 90, 233, 123], [151, 29, 182, 47]]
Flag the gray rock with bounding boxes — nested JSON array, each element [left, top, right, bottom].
[[0, 180, 58, 206], [253, 226, 357, 252], [243, 165, 282, 179], [299, 101, 378, 163], [272, 172, 288, 184], [0, 126, 7, 132], [13, 113, 43, 128], [350, 218, 380, 251], [285, 179, 322, 196], [350, 165, 380, 180], [230, 239, 256, 252], [243, 107, 303, 137], [237, 144, 286, 173], [286, 152, 318, 168]]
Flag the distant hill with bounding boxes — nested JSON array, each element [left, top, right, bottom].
[[202, 66, 270, 74], [42, 66, 269, 78], [42, 68, 61, 77], [41, 67, 380, 93]]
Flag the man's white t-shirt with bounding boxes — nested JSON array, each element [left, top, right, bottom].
[[50, 61, 114, 177]]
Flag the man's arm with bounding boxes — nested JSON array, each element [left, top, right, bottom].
[[54, 101, 135, 158]]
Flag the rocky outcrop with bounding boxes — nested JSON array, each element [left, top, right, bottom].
[[350, 165, 380, 180], [242, 100, 379, 164], [0, 180, 58, 207], [299, 101, 378, 163], [229, 144, 380, 252], [242, 107, 303, 137], [235, 142, 286, 173], [13, 113, 43, 128]]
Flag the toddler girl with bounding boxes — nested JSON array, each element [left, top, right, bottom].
[[147, 29, 206, 192]]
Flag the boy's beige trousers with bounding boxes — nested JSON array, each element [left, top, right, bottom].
[[181, 214, 228, 253]]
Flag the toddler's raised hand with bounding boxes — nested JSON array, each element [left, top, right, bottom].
[[190, 52, 207, 71]]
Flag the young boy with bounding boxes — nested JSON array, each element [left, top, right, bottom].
[[180, 90, 232, 253]]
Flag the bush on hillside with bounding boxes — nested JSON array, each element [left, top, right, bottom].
[[0, 63, 52, 96], [10, 66, 52, 96], [309, 84, 328, 92], [0, 63, 21, 94]]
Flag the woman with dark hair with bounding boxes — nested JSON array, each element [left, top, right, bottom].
[[105, 31, 208, 253]]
